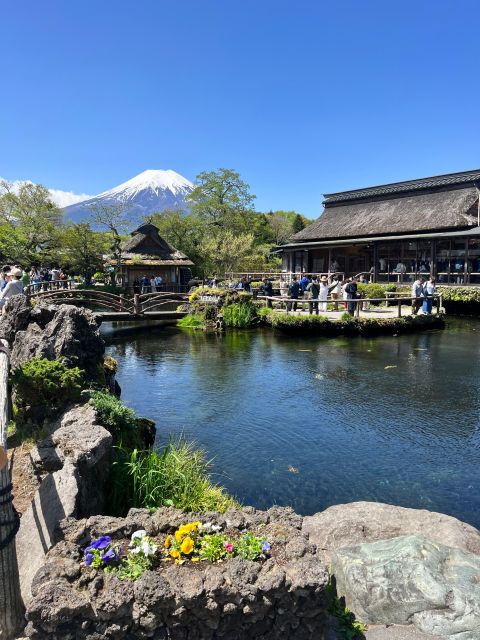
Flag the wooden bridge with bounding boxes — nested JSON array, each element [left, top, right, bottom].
[[26, 288, 190, 322]]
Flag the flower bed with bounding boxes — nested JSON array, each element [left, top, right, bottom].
[[24, 506, 329, 640]]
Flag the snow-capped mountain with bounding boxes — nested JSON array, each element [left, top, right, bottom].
[[63, 169, 194, 229]]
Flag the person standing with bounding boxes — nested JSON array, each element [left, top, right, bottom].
[[51, 265, 61, 289], [0, 268, 24, 314], [133, 277, 141, 295], [318, 276, 330, 313], [140, 275, 150, 293], [411, 277, 424, 315], [261, 277, 273, 308], [288, 276, 300, 312], [306, 276, 320, 315], [422, 277, 436, 315], [330, 278, 341, 311], [280, 277, 288, 298], [154, 275, 163, 292], [345, 277, 358, 316]]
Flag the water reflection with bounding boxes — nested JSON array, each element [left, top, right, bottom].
[[106, 319, 480, 527]]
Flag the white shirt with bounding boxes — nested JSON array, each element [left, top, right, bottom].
[[0, 279, 24, 304]]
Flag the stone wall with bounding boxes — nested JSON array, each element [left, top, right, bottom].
[[23, 506, 329, 640]]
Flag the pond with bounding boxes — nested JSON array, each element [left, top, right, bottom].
[[106, 319, 480, 528]]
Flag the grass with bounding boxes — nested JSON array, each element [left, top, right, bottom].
[[326, 579, 367, 639], [107, 437, 239, 516]]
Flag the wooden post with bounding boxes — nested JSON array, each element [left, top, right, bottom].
[[397, 299, 402, 318], [120, 294, 125, 311], [0, 339, 24, 638], [134, 293, 140, 315]]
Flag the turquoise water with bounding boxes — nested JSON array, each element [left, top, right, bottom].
[[106, 319, 480, 527]]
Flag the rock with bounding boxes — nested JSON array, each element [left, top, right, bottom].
[[135, 417, 156, 448], [16, 460, 79, 604], [0, 294, 32, 344], [332, 534, 480, 638], [302, 502, 480, 561], [11, 304, 104, 379]]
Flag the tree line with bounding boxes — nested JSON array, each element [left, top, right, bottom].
[[0, 169, 312, 279]]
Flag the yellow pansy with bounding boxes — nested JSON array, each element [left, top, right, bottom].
[[170, 549, 180, 559], [164, 535, 172, 549], [191, 557, 200, 562], [175, 530, 184, 543], [180, 536, 194, 555]]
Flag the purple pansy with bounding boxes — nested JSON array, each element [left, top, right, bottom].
[[262, 542, 271, 553], [89, 536, 112, 550], [84, 553, 94, 566], [101, 547, 119, 563]]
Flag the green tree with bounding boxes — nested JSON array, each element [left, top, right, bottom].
[[292, 213, 306, 233], [187, 168, 256, 234], [0, 180, 63, 264], [61, 223, 109, 281]]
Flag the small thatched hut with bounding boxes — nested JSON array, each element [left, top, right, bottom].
[[281, 169, 480, 284], [113, 223, 193, 291]]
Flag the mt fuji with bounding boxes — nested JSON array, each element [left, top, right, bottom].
[[63, 169, 194, 230]]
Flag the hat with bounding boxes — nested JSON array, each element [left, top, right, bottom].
[[320, 276, 328, 282], [10, 268, 22, 278]]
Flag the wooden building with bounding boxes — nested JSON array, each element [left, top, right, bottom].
[[281, 169, 480, 284], [114, 223, 194, 290]]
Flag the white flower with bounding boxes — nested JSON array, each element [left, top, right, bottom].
[[130, 530, 147, 547], [211, 524, 222, 532], [141, 540, 158, 557]]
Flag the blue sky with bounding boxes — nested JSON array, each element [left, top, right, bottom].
[[1, 0, 480, 217]]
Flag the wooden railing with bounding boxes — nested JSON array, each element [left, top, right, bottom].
[[27, 288, 190, 316], [259, 294, 443, 318], [0, 340, 23, 638]]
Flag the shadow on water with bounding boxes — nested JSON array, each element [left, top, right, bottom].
[[105, 319, 480, 527]]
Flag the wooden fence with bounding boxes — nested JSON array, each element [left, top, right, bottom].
[[259, 294, 443, 318]]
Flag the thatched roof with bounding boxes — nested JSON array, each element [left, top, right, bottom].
[[119, 223, 193, 266], [293, 184, 479, 242]]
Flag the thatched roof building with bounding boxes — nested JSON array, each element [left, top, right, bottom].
[[113, 223, 193, 290], [281, 169, 480, 285]]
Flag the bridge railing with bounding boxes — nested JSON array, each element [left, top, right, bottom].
[[27, 288, 189, 316], [259, 294, 443, 318]]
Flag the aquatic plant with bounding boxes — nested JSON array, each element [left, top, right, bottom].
[[107, 437, 238, 516], [177, 313, 205, 328], [221, 301, 258, 327]]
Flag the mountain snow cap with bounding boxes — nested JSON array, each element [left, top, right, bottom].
[[98, 169, 194, 199]]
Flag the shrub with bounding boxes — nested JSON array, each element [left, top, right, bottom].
[[11, 358, 84, 408], [356, 282, 390, 300], [221, 302, 259, 328], [107, 438, 238, 516], [90, 391, 143, 449]]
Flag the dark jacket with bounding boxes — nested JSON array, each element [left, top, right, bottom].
[[306, 282, 320, 298], [289, 281, 300, 298], [262, 281, 273, 296], [345, 282, 358, 298]]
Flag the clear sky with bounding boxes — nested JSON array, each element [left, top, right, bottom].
[[1, 0, 480, 217]]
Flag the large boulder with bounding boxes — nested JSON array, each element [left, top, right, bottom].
[[11, 304, 104, 379], [18, 403, 113, 605], [302, 502, 480, 561], [332, 534, 480, 639]]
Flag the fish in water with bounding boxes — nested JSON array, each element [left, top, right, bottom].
[[288, 465, 299, 474], [297, 349, 313, 352], [384, 365, 397, 370], [314, 373, 324, 380]]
